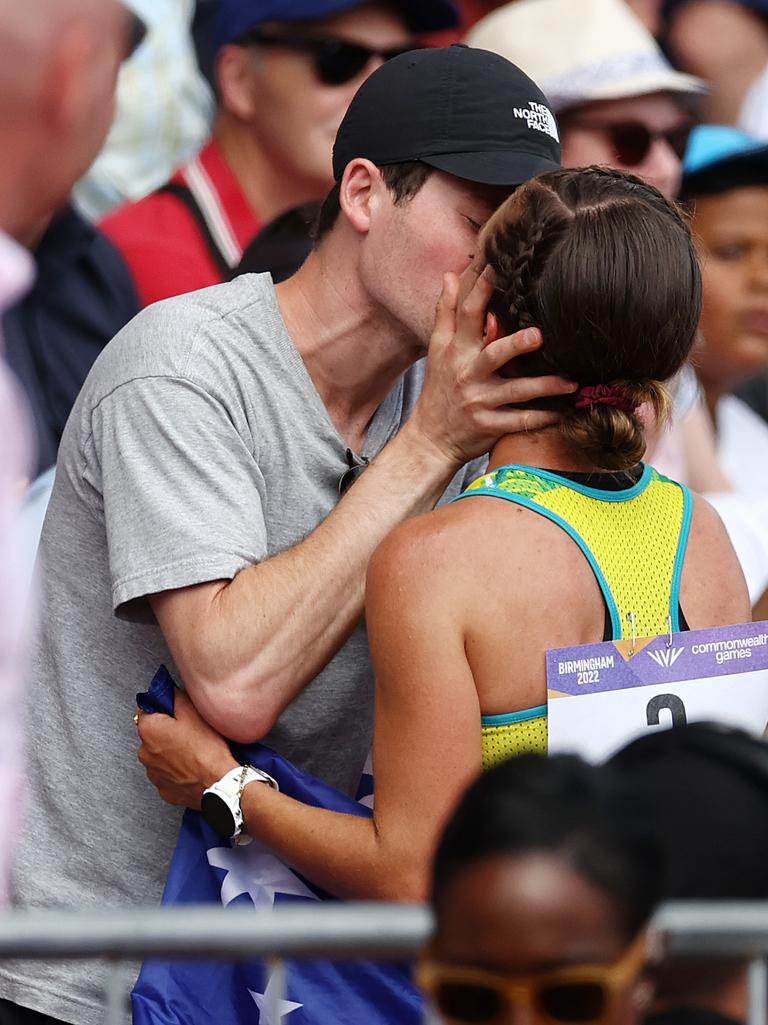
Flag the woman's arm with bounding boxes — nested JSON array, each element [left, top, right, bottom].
[[137, 514, 483, 902]]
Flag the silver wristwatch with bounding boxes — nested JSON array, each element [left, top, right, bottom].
[[201, 764, 278, 845]]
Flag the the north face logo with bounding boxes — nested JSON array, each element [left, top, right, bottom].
[[513, 102, 559, 142], [647, 646, 685, 669]]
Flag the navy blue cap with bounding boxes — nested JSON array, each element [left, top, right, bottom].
[[215, 0, 459, 51], [333, 44, 561, 186]]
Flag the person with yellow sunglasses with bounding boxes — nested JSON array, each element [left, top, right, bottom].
[[419, 752, 658, 1025]]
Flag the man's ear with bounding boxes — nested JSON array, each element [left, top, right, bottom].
[[216, 44, 260, 120], [338, 159, 382, 235]]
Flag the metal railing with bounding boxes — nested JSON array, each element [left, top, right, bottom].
[[0, 901, 767, 1024]]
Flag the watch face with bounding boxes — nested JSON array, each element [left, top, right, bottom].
[[201, 791, 237, 839]]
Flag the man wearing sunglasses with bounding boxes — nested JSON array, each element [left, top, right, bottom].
[[466, 0, 704, 201], [100, 0, 457, 308]]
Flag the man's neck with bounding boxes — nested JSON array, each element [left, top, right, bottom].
[[275, 242, 422, 453], [214, 113, 328, 228]]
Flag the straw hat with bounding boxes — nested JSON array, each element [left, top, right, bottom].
[[464, 0, 705, 113]]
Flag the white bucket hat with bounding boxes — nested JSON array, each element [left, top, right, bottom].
[[464, 0, 706, 113]]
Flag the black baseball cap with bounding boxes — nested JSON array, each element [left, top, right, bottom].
[[333, 44, 561, 186]]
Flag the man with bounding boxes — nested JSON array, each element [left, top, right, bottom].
[[100, 0, 457, 307], [465, 0, 703, 200], [0, 5, 144, 581], [0, 43, 569, 1025], [0, 0, 138, 966]]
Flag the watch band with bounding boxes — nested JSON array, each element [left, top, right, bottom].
[[201, 763, 279, 844]]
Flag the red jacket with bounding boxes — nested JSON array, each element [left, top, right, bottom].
[[100, 140, 261, 308]]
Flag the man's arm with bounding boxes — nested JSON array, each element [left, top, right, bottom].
[[139, 515, 482, 901], [151, 270, 575, 741]]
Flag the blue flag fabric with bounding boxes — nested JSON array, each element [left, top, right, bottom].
[[131, 666, 424, 1025]]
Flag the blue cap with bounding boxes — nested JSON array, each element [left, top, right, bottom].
[[215, 0, 459, 51], [683, 124, 768, 179]]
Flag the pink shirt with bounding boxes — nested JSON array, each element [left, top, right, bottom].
[[0, 229, 33, 903]]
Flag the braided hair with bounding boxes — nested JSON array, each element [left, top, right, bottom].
[[481, 166, 701, 471]]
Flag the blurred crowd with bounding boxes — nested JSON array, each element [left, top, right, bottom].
[[1, 1, 768, 1025]]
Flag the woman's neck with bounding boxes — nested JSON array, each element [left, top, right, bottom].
[[488, 428, 608, 474]]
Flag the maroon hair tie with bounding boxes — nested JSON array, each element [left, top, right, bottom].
[[574, 384, 637, 415]]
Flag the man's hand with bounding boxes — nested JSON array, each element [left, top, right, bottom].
[[406, 266, 577, 467], [136, 691, 238, 809]]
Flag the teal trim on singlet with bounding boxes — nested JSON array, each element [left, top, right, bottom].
[[481, 705, 548, 726], [480, 463, 655, 502], [454, 487, 623, 639], [669, 484, 693, 631]]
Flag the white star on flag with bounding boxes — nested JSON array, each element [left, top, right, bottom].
[[207, 842, 317, 907], [249, 977, 303, 1024], [357, 752, 375, 810]]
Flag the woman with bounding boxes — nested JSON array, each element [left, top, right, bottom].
[[420, 753, 660, 1025], [138, 166, 749, 901]]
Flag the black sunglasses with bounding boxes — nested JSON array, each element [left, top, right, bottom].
[[567, 119, 693, 167], [237, 30, 415, 86]]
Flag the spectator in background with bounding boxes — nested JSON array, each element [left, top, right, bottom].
[[0, 0, 136, 916], [74, 0, 214, 222], [465, 0, 703, 202], [664, 0, 768, 131], [3, 208, 139, 480], [100, 0, 457, 307], [668, 125, 768, 612], [681, 126, 768, 484], [610, 723, 768, 1025], [421, 754, 660, 1025], [420, 723, 768, 1025], [2, 9, 144, 584]]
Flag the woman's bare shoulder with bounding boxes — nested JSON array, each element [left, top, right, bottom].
[[682, 492, 751, 626], [367, 502, 484, 592], [366, 494, 559, 600]]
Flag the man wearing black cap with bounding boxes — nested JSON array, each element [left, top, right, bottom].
[[2, 45, 565, 1025], [101, 0, 453, 307]]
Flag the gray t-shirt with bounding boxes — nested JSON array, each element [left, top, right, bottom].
[[0, 274, 480, 1023]]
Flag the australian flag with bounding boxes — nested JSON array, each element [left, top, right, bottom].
[[131, 666, 424, 1025]]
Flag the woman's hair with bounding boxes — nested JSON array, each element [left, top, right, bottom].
[[432, 754, 662, 937], [481, 166, 702, 471]]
